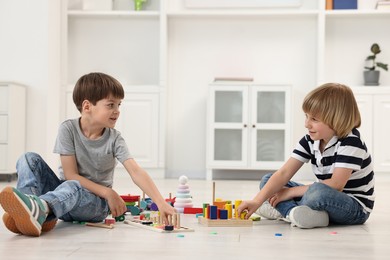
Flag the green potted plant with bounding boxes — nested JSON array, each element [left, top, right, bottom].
[[364, 43, 388, 86]]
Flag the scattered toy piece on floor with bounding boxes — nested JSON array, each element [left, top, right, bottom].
[[124, 213, 194, 233], [86, 222, 114, 229]]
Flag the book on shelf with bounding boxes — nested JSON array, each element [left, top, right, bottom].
[[333, 0, 357, 10], [213, 77, 254, 83], [377, 1, 390, 10], [325, 0, 333, 10]]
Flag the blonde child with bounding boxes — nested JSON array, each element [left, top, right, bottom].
[[238, 83, 374, 228]]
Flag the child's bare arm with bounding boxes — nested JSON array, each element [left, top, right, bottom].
[[321, 167, 352, 191], [123, 158, 176, 223], [238, 157, 303, 218]]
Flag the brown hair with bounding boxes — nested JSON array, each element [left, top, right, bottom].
[[73, 72, 124, 112], [302, 83, 361, 138]]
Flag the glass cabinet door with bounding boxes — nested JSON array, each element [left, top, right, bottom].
[[257, 91, 285, 123], [215, 91, 243, 123], [210, 87, 248, 166], [252, 88, 288, 165]]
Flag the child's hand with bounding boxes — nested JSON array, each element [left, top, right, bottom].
[[157, 202, 177, 224], [237, 200, 261, 219], [105, 189, 127, 217]]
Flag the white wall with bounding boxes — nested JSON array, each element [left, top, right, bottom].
[[0, 0, 61, 171], [165, 16, 317, 180]]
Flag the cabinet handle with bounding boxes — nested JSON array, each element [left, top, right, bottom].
[[243, 124, 247, 128], [252, 124, 256, 128]]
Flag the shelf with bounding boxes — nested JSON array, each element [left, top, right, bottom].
[[61, 0, 390, 178], [167, 9, 319, 18], [325, 9, 390, 18], [68, 10, 160, 18]]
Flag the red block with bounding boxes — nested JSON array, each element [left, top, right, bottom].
[[121, 194, 140, 202], [183, 207, 203, 214]]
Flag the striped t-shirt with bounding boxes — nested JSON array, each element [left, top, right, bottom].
[[291, 128, 375, 213]]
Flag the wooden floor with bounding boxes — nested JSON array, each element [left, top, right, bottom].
[[0, 172, 389, 260]]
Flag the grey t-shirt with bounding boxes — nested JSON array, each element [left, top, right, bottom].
[[53, 118, 132, 188]]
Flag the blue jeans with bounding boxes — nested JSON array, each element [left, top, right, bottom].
[[260, 173, 370, 225], [16, 152, 109, 222]]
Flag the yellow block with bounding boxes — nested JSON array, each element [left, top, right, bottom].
[[225, 204, 233, 219], [234, 200, 242, 218]]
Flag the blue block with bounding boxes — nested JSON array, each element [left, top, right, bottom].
[[333, 0, 357, 10], [210, 205, 218, 219], [219, 209, 228, 220]]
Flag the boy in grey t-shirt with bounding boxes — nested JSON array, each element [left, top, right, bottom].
[[0, 72, 176, 237]]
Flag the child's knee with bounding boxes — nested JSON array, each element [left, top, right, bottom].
[[17, 152, 41, 168], [260, 173, 273, 189], [304, 182, 331, 203]]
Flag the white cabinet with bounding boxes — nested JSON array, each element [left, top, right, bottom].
[[353, 87, 390, 172], [206, 83, 291, 180], [0, 83, 26, 179]]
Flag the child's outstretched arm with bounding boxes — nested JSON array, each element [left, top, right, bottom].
[[123, 159, 176, 223], [237, 157, 303, 219]]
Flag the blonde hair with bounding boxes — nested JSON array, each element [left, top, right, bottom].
[[302, 83, 361, 138]]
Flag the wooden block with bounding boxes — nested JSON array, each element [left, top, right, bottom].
[[86, 222, 114, 229], [183, 207, 203, 214], [124, 220, 194, 233], [198, 216, 253, 227]]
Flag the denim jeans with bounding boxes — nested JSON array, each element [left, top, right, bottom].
[[260, 173, 370, 225], [16, 152, 109, 222]]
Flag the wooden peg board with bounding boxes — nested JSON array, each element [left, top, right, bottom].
[[198, 216, 253, 227], [124, 220, 194, 233]]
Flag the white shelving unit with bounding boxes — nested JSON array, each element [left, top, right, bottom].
[[61, 0, 166, 178], [0, 83, 26, 181], [352, 87, 390, 173], [61, 0, 390, 179]]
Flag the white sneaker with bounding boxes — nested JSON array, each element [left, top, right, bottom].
[[256, 201, 283, 220], [289, 205, 329, 229]]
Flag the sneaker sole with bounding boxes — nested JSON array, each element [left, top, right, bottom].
[[257, 202, 283, 220], [3, 212, 57, 234], [289, 206, 329, 229], [0, 187, 42, 236]]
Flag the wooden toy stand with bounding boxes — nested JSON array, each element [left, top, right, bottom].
[[197, 216, 253, 227], [197, 181, 255, 227]]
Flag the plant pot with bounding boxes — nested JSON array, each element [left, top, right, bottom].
[[363, 70, 380, 86]]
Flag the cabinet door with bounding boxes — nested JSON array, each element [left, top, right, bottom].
[[373, 95, 390, 172], [0, 115, 7, 143], [115, 92, 159, 168], [207, 86, 249, 168], [251, 86, 290, 169], [0, 87, 8, 113], [353, 94, 373, 153]]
